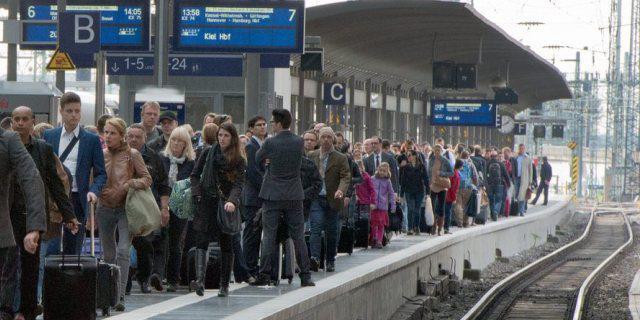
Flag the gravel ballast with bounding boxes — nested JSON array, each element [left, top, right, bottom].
[[583, 222, 640, 320], [426, 210, 591, 320]]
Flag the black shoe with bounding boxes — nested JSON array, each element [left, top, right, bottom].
[[139, 281, 151, 294], [218, 285, 229, 297], [114, 297, 125, 312], [326, 261, 335, 272], [250, 273, 272, 286], [166, 283, 177, 292], [35, 304, 43, 316], [149, 274, 164, 292], [245, 275, 256, 285], [301, 278, 316, 287], [310, 257, 319, 272]]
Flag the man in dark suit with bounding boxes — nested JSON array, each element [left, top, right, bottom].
[[43, 92, 107, 254], [242, 116, 267, 277], [364, 136, 400, 194], [0, 127, 46, 320], [307, 127, 351, 272], [531, 156, 552, 206], [252, 109, 314, 287]]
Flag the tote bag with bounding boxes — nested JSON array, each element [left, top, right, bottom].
[[424, 197, 435, 226], [126, 187, 161, 237]]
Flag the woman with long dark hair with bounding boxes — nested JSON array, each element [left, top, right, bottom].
[[190, 123, 245, 297]]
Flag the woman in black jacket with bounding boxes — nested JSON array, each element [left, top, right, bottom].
[[190, 123, 245, 297], [161, 126, 196, 292], [400, 150, 429, 235]]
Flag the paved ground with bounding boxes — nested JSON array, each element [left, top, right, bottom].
[[98, 200, 559, 320]]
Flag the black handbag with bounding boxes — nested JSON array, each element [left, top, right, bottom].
[[216, 198, 242, 235]]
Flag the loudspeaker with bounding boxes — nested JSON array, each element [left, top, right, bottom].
[[552, 125, 564, 138], [533, 125, 546, 139], [432, 61, 456, 89], [301, 49, 323, 71], [494, 87, 519, 104], [456, 64, 477, 89]]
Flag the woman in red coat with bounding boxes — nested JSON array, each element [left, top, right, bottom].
[[443, 160, 463, 235]]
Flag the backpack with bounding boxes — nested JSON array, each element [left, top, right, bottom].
[[486, 161, 503, 186], [459, 161, 473, 190]]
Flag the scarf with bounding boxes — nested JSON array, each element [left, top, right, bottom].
[[168, 154, 186, 187]]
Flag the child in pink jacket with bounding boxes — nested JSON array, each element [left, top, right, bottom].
[[370, 163, 396, 249]]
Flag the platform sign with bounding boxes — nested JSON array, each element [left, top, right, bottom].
[[106, 54, 154, 76], [168, 55, 243, 77], [59, 12, 101, 54], [173, 0, 305, 53], [324, 82, 346, 105], [429, 99, 497, 127], [20, 0, 150, 52], [106, 54, 243, 77]]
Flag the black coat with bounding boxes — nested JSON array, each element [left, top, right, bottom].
[[190, 144, 245, 232], [399, 163, 429, 195], [540, 162, 553, 182], [140, 145, 171, 203], [301, 156, 322, 216], [162, 154, 195, 185], [242, 136, 263, 207]]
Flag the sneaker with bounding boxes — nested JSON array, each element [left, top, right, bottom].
[[114, 297, 125, 312], [166, 283, 177, 292], [250, 273, 271, 286], [149, 274, 164, 292], [407, 230, 414, 235], [310, 257, 320, 272], [326, 261, 335, 272], [245, 275, 256, 285], [139, 281, 151, 294]]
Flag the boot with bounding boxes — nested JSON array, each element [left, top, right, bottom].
[[218, 253, 233, 297], [190, 249, 207, 296]]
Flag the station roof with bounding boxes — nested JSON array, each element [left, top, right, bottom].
[[305, 0, 572, 113]]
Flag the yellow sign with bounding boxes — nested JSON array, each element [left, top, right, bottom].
[[439, 127, 447, 134], [567, 141, 577, 150], [46, 48, 76, 71], [570, 156, 579, 192]]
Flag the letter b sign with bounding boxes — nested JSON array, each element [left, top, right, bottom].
[[60, 12, 101, 54], [323, 82, 346, 105]]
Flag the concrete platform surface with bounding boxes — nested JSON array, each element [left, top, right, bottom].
[[102, 198, 566, 320]]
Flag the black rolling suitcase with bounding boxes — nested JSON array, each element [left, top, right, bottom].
[[354, 205, 370, 248], [44, 206, 98, 320], [338, 223, 355, 255]]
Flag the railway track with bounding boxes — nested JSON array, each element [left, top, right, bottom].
[[461, 207, 633, 320]]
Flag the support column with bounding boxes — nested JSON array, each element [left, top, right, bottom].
[[7, 0, 17, 81], [297, 69, 305, 133], [245, 54, 261, 129]]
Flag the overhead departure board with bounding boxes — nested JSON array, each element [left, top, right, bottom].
[[20, 0, 150, 51], [430, 99, 498, 127], [173, 0, 305, 53]]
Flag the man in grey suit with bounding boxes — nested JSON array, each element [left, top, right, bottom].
[[0, 127, 46, 320], [364, 136, 400, 194], [252, 109, 315, 287]]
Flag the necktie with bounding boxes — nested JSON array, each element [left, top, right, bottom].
[[375, 155, 380, 170]]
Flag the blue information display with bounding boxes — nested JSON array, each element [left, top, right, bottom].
[[106, 54, 243, 77], [173, 0, 305, 53], [430, 99, 497, 127], [134, 102, 186, 124], [20, 0, 150, 51]]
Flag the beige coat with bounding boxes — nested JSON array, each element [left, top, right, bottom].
[[516, 155, 533, 201]]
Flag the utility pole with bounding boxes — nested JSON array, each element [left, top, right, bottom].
[[154, 0, 169, 87], [55, 0, 66, 92]]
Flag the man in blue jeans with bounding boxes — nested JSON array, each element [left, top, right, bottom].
[[307, 127, 351, 272], [485, 149, 510, 221]]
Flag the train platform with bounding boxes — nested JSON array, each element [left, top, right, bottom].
[[104, 197, 568, 320]]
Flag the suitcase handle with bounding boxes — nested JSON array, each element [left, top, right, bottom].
[[58, 202, 97, 265], [58, 263, 84, 271]]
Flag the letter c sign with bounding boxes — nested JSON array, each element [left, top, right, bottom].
[[323, 82, 346, 105]]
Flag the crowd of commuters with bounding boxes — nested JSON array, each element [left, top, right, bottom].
[[0, 92, 553, 320]]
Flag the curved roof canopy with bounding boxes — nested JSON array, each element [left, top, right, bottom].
[[306, 0, 572, 113]]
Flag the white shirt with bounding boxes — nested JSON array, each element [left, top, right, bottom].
[[59, 125, 80, 192]]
